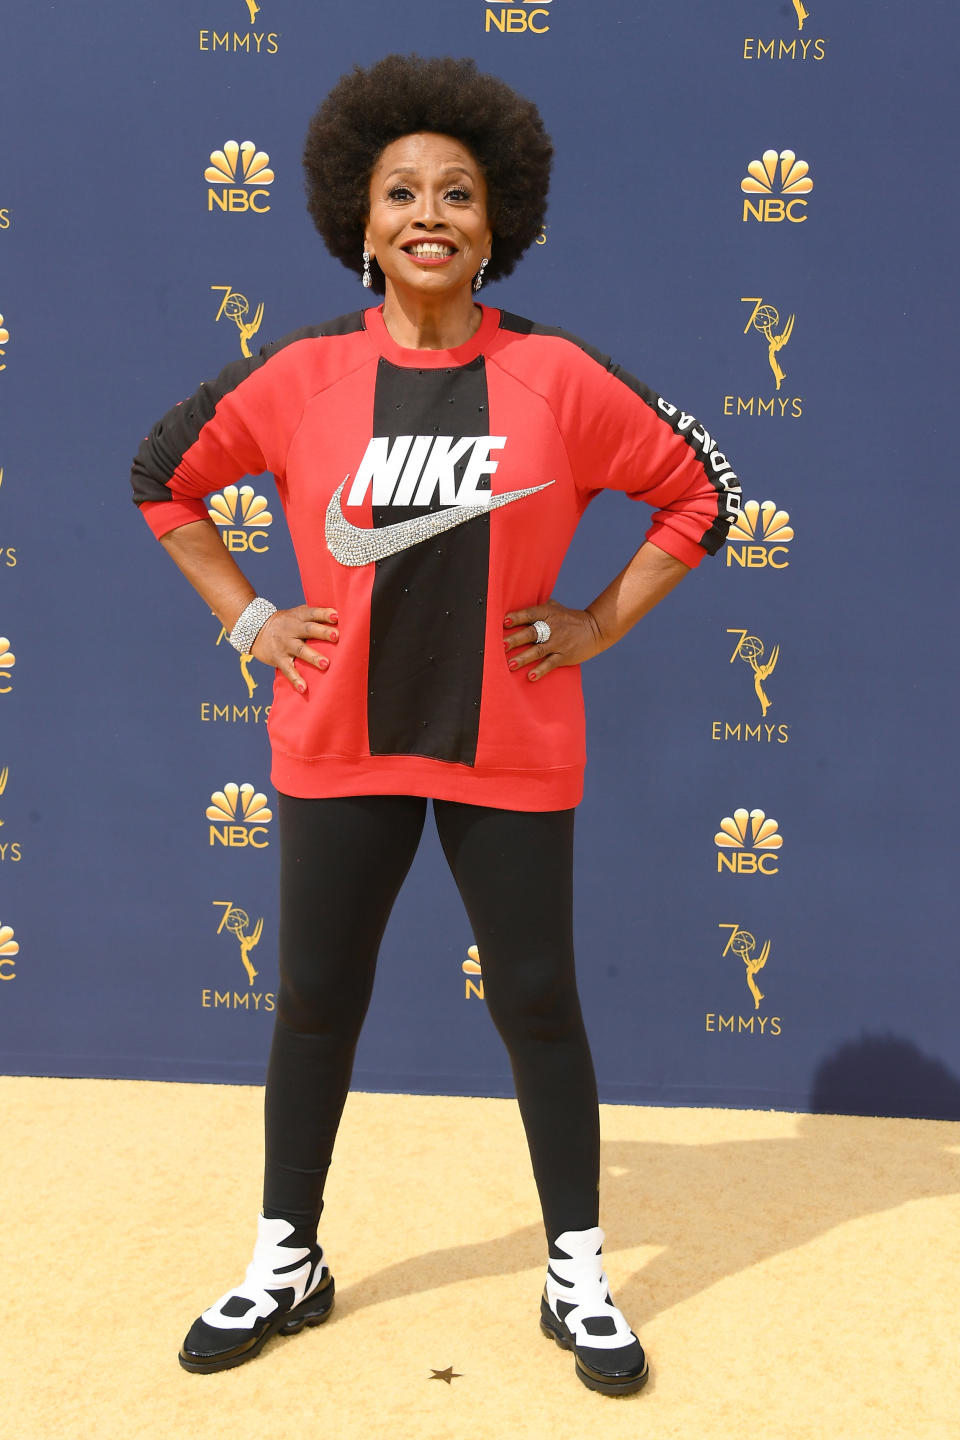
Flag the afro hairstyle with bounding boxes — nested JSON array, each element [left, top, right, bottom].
[[303, 54, 553, 294]]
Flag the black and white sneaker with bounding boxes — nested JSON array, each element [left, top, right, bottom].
[[179, 1214, 334, 1374], [540, 1226, 648, 1396]]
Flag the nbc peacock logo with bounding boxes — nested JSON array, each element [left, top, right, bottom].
[[463, 943, 484, 1000], [741, 150, 813, 223], [0, 637, 15, 694], [205, 139, 274, 214], [206, 782, 273, 848], [715, 808, 783, 875], [208, 484, 273, 554], [725, 500, 793, 570], [0, 920, 18, 980]]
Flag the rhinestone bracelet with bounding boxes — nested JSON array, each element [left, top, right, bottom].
[[228, 596, 277, 654]]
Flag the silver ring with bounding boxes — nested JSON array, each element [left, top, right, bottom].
[[533, 619, 552, 646]]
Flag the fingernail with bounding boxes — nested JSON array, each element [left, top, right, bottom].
[[330, 631, 339, 643], [528, 672, 539, 682], [296, 679, 307, 694], [503, 617, 514, 628], [329, 612, 339, 625], [508, 660, 518, 671], [503, 639, 511, 651], [318, 657, 329, 672]]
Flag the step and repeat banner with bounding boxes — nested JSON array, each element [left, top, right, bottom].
[[1, 2, 957, 1116]]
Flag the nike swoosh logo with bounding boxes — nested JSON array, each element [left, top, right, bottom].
[[325, 478, 555, 567]]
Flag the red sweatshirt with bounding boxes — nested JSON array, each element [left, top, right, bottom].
[[132, 305, 740, 808]]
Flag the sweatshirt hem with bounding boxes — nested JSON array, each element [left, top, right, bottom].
[[270, 750, 584, 811]]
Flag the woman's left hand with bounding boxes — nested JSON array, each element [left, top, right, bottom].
[[503, 601, 606, 682]]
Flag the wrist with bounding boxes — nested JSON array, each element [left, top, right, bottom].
[[228, 596, 277, 654]]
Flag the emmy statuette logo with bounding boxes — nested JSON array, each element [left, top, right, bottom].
[[705, 923, 782, 1036], [205, 140, 274, 214], [724, 299, 803, 420], [206, 782, 273, 848], [712, 630, 789, 746], [208, 483, 272, 554], [741, 151, 813, 223], [202, 901, 276, 1012], [0, 765, 22, 862], [0, 637, 15, 694], [0, 313, 9, 371], [0, 920, 18, 981], [213, 901, 264, 985], [743, 4, 827, 62], [715, 808, 783, 875], [728, 630, 778, 716], [200, 626, 272, 726], [725, 500, 794, 570], [198, 0, 279, 54], [483, 0, 553, 35], [463, 943, 484, 1000], [212, 286, 264, 358]]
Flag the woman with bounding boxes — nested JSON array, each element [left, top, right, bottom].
[[131, 54, 740, 1396]]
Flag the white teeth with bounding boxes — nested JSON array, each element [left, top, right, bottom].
[[408, 243, 454, 257]]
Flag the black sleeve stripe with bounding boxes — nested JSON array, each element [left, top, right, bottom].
[[130, 312, 366, 506], [498, 311, 741, 555]]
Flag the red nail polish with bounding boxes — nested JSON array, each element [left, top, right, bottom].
[[503, 639, 511, 650], [508, 660, 518, 671], [296, 679, 307, 694], [503, 617, 514, 628], [318, 657, 329, 672], [528, 672, 539, 682], [329, 612, 339, 625]]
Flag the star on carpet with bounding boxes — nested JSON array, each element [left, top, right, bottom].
[[429, 1366, 462, 1384]]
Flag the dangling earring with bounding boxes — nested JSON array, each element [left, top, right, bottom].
[[362, 251, 372, 289], [473, 258, 489, 293]]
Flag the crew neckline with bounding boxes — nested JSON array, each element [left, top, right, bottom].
[[363, 304, 501, 368]]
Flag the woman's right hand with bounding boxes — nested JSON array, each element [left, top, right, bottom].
[[251, 605, 339, 695]]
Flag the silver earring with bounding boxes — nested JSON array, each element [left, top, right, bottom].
[[362, 251, 372, 289], [473, 258, 489, 293]]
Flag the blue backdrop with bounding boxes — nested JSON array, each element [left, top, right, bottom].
[[2, 0, 957, 1117]]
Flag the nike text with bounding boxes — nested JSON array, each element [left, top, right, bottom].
[[346, 435, 507, 509]]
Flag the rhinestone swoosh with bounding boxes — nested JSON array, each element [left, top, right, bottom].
[[325, 479, 555, 567]]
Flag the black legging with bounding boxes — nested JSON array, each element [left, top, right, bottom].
[[263, 794, 600, 1244]]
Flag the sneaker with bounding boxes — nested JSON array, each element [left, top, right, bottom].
[[179, 1214, 334, 1374], [540, 1226, 648, 1396]]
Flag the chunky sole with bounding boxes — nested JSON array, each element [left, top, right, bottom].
[[540, 1307, 649, 1397], [179, 1276, 335, 1374]]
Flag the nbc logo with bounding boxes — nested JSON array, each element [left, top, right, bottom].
[[726, 500, 793, 570], [205, 140, 274, 214], [715, 808, 783, 875], [0, 637, 15, 694], [0, 921, 18, 980], [484, 0, 553, 36], [206, 782, 273, 848], [741, 150, 812, 223], [209, 485, 273, 553], [0, 313, 9, 371], [463, 943, 484, 1000]]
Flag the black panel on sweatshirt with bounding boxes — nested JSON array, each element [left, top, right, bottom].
[[366, 357, 489, 766]]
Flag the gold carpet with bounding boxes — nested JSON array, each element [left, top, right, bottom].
[[3, 1077, 959, 1440]]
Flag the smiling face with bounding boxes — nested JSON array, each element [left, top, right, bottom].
[[364, 132, 492, 303]]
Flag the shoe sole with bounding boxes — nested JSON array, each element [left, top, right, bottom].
[[179, 1278, 335, 1374], [540, 1312, 649, 1397]]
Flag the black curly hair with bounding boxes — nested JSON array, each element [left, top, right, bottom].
[[303, 54, 553, 294]]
